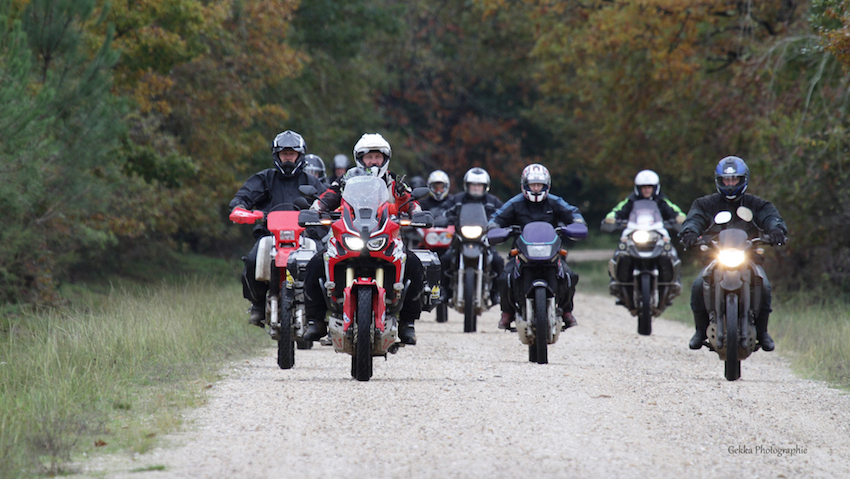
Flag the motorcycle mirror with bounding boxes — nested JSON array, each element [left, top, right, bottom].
[[736, 206, 754, 222], [293, 197, 311, 210], [561, 223, 588, 240], [714, 211, 733, 225], [411, 186, 430, 200], [299, 185, 319, 199], [409, 211, 434, 228], [487, 227, 511, 245], [297, 209, 324, 227]]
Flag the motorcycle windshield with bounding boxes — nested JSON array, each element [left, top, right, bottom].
[[342, 176, 390, 233], [519, 222, 560, 260], [623, 199, 668, 240], [458, 203, 488, 228], [717, 228, 748, 249]]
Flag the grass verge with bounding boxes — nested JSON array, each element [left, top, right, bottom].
[[0, 256, 266, 477]]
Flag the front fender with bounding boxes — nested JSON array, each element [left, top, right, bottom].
[[461, 242, 484, 260]]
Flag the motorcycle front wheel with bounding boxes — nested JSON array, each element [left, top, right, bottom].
[[724, 293, 741, 381], [463, 266, 477, 333], [530, 286, 548, 365], [638, 273, 652, 336], [353, 287, 374, 381], [277, 302, 295, 370]]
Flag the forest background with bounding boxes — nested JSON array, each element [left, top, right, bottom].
[[1, 0, 849, 305]]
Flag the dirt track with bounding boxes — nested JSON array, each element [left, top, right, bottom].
[[81, 292, 850, 478]]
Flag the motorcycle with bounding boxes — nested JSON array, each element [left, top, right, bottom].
[[230, 198, 318, 370], [445, 203, 494, 332], [488, 221, 588, 364], [602, 200, 682, 336], [298, 176, 434, 381], [416, 219, 454, 323], [693, 208, 773, 381]]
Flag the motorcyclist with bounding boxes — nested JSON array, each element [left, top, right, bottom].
[[303, 154, 328, 186], [409, 175, 427, 190], [302, 133, 425, 345], [439, 167, 504, 306], [418, 170, 454, 218], [679, 156, 787, 352], [229, 130, 327, 327], [603, 169, 685, 299], [489, 164, 586, 330], [328, 154, 350, 184]]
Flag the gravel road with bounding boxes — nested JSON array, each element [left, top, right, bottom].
[[82, 292, 850, 478]]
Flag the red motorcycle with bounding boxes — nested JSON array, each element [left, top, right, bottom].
[[230, 200, 318, 370], [298, 175, 434, 381]]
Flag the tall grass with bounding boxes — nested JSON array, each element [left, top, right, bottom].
[[0, 278, 264, 477], [573, 259, 850, 389]]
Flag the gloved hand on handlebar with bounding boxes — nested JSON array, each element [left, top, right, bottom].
[[768, 228, 787, 246], [680, 231, 699, 249]]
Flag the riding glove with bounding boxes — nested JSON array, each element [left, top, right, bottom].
[[768, 228, 787, 246], [680, 231, 699, 249]]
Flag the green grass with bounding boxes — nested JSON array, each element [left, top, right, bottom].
[[573, 258, 850, 389], [0, 256, 266, 478]]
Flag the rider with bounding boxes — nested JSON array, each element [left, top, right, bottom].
[[302, 133, 425, 345], [679, 156, 787, 352], [418, 170, 454, 218], [603, 169, 685, 299], [303, 154, 328, 186], [229, 130, 327, 327], [328, 154, 350, 184], [439, 167, 504, 306], [489, 164, 586, 330]]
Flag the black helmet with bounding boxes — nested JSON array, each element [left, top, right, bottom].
[[409, 175, 427, 189], [271, 130, 306, 177], [715, 156, 749, 201], [303, 154, 326, 181]]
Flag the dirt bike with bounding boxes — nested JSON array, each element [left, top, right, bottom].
[[693, 208, 774, 381], [488, 221, 588, 364], [601, 200, 682, 336], [298, 176, 434, 381], [444, 203, 494, 332], [417, 219, 454, 323], [230, 199, 317, 370]]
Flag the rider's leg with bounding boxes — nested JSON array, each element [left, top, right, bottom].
[[689, 276, 709, 349], [490, 248, 504, 305], [498, 259, 516, 329], [302, 253, 328, 341], [242, 237, 269, 327], [398, 251, 424, 345], [755, 276, 775, 351]]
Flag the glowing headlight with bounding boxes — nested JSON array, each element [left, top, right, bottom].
[[718, 249, 746, 267], [632, 230, 651, 244], [343, 236, 365, 251], [461, 225, 483, 239], [527, 245, 553, 257], [425, 232, 440, 244], [366, 236, 387, 251]]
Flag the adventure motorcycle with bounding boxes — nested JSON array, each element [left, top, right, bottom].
[[602, 200, 682, 336], [693, 208, 774, 381], [445, 203, 494, 332], [298, 176, 434, 381], [230, 199, 317, 370], [488, 222, 588, 364]]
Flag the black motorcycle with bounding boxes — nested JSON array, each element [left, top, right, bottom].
[[446, 203, 494, 332], [602, 200, 682, 335], [488, 222, 588, 364], [694, 208, 774, 381]]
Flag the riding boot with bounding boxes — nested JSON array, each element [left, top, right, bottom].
[[689, 311, 709, 350], [398, 321, 417, 345], [562, 311, 577, 330], [248, 303, 265, 327], [303, 319, 327, 341], [755, 312, 775, 351]]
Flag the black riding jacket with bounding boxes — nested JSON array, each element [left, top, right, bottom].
[[489, 193, 585, 229], [680, 193, 787, 239], [442, 192, 503, 227]]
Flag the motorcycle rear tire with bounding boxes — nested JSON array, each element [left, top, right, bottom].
[[638, 273, 652, 336], [532, 286, 548, 365], [277, 304, 295, 370], [463, 266, 477, 333], [354, 287, 374, 381], [724, 293, 741, 381], [436, 303, 448, 323]]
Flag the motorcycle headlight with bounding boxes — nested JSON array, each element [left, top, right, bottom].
[[631, 230, 651, 244], [281, 230, 296, 241], [425, 232, 440, 244], [460, 225, 483, 239], [527, 245, 553, 257], [366, 236, 388, 251], [440, 232, 452, 245], [718, 248, 746, 267], [343, 235, 365, 251]]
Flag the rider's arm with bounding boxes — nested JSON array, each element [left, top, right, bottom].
[[549, 194, 586, 225], [680, 196, 713, 236], [230, 170, 270, 211], [751, 197, 788, 235], [488, 194, 523, 228], [312, 181, 342, 212], [606, 196, 631, 221]]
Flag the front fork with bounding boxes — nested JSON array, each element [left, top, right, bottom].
[[456, 254, 484, 308]]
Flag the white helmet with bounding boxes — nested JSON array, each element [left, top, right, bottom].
[[353, 133, 392, 178], [521, 164, 551, 203], [463, 167, 490, 198], [427, 170, 451, 201], [634, 169, 660, 197]]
